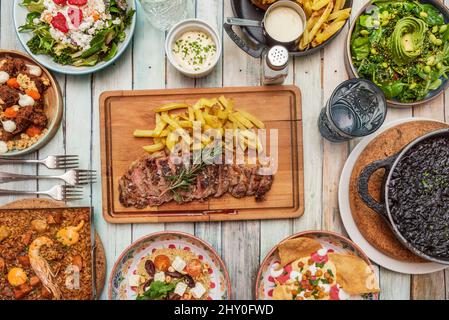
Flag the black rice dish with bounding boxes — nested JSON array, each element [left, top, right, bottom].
[[388, 135, 449, 260]]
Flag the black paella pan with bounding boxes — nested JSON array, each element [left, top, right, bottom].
[[357, 129, 449, 265]]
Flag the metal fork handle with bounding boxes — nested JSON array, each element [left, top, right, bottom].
[[0, 172, 62, 184], [0, 158, 41, 165], [0, 189, 43, 196]]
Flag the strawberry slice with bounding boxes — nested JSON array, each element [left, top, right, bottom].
[[53, 0, 67, 5], [68, 0, 88, 5], [68, 7, 83, 28], [51, 13, 69, 33]]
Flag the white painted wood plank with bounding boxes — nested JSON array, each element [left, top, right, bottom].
[[91, 46, 134, 299], [164, 0, 196, 235], [293, 54, 322, 233], [131, 1, 166, 241], [220, 0, 260, 300]]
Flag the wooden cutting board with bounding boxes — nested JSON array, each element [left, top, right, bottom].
[[100, 86, 304, 223]]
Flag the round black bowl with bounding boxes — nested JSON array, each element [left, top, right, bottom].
[[345, 0, 449, 107]]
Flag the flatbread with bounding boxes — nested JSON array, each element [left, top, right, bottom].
[[278, 237, 322, 266], [349, 120, 448, 262], [328, 253, 380, 295]]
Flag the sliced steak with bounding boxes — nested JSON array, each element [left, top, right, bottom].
[[118, 154, 274, 208], [255, 174, 274, 201]]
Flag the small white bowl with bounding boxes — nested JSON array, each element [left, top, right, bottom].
[[165, 19, 222, 78]]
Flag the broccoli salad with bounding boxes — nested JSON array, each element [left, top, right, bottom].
[[351, 0, 449, 103], [18, 0, 134, 67]]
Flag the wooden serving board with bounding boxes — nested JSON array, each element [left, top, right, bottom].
[[100, 86, 304, 223]]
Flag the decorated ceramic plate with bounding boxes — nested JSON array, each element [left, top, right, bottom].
[[109, 231, 231, 300], [255, 231, 379, 300]]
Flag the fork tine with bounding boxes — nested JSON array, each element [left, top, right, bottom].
[[58, 160, 80, 165], [57, 155, 79, 159]]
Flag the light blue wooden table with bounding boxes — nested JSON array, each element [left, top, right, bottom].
[[1, 0, 448, 299]]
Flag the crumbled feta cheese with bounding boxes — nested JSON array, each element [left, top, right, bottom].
[[171, 256, 186, 273], [33, 18, 41, 25], [174, 282, 188, 296], [128, 274, 141, 287], [70, 31, 93, 51], [190, 282, 206, 299], [154, 272, 165, 282], [18, 94, 35, 108], [2, 121, 16, 133], [0, 71, 9, 84], [308, 264, 318, 276], [112, 17, 121, 25], [290, 271, 301, 280], [0, 141, 8, 154]]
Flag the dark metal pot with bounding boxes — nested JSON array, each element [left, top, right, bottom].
[[357, 128, 449, 265]]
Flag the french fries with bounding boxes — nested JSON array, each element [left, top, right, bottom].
[[297, 0, 351, 50], [135, 96, 266, 155]]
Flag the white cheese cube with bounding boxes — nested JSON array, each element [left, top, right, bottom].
[[190, 282, 206, 299], [172, 256, 187, 273], [154, 271, 165, 282], [128, 274, 141, 287], [174, 282, 188, 296]]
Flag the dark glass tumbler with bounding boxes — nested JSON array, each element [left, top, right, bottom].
[[318, 79, 387, 142]]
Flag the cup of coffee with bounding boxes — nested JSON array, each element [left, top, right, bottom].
[[224, 0, 306, 58]]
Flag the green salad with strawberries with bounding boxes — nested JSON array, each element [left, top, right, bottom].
[[18, 0, 134, 67], [351, 0, 449, 103]]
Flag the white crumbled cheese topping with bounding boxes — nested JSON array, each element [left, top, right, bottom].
[[317, 248, 328, 256], [18, 94, 35, 108], [0, 141, 8, 154], [0, 71, 9, 84], [174, 282, 188, 296], [171, 256, 186, 273], [154, 271, 165, 282], [40, 0, 121, 52], [190, 282, 206, 299], [2, 121, 17, 133], [338, 288, 350, 300], [289, 271, 301, 280], [127, 274, 141, 287], [308, 264, 318, 276]]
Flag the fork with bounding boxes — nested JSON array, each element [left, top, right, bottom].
[[0, 155, 79, 169], [0, 185, 83, 201], [0, 169, 96, 185]]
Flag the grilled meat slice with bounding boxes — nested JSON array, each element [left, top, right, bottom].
[[118, 154, 274, 208], [0, 85, 19, 108]]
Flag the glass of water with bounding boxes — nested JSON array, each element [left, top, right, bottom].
[[139, 0, 189, 31], [318, 79, 387, 142]]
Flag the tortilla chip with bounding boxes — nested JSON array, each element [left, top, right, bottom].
[[328, 253, 380, 295], [278, 237, 323, 266]]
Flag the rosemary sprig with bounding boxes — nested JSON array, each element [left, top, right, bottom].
[[159, 146, 221, 203]]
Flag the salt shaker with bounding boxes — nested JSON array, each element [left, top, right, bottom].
[[261, 45, 289, 85]]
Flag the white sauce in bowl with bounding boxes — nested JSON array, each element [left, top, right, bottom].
[[265, 7, 304, 43], [172, 31, 217, 73]]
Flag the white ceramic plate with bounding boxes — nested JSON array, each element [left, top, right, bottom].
[[338, 117, 448, 275], [13, 0, 136, 75]]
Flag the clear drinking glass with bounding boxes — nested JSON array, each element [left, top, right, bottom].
[[139, 0, 189, 31], [318, 79, 387, 142]]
